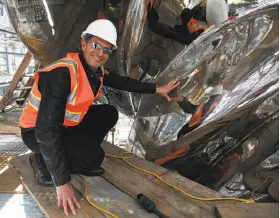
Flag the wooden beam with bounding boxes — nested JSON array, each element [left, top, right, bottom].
[[0, 51, 32, 111], [0, 165, 25, 193], [101, 142, 221, 217], [101, 157, 215, 217], [103, 141, 223, 199], [215, 203, 279, 218], [103, 141, 169, 180]]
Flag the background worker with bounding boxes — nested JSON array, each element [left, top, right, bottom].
[[147, 0, 229, 45], [18, 19, 180, 216], [147, 2, 205, 45]]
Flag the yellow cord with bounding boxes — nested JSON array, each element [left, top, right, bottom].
[[106, 152, 252, 203], [73, 175, 119, 218], [74, 151, 253, 218]]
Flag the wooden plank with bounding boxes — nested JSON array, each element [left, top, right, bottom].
[[153, 171, 223, 199], [150, 172, 224, 214], [102, 141, 169, 180], [215, 203, 279, 218], [102, 142, 224, 216], [9, 154, 104, 218], [101, 157, 216, 218], [72, 176, 157, 218], [0, 120, 20, 135], [0, 165, 25, 193], [0, 51, 32, 111], [10, 153, 157, 218], [103, 142, 223, 200]]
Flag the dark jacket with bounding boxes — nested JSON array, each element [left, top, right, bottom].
[[22, 52, 156, 186]]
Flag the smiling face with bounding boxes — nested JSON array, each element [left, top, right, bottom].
[[81, 36, 112, 68]]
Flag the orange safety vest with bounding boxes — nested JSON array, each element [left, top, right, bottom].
[[187, 17, 210, 33], [19, 52, 105, 128]]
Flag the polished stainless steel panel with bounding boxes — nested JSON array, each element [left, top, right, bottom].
[[5, 0, 279, 198]]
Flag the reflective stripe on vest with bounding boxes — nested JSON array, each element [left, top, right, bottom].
[[28, 92, 40, 109], [39, 58, 79, 100], [50, 58, 78, 72], [28, 87, 80, 122], [67, 84, 78, 105], [28, 59, 79, 109], [65, 109, 81, 123]]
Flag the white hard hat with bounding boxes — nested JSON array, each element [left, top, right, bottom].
[[81, 19, 117, 49], [211, 84, 223, 96], [206, 0, 228, 27]]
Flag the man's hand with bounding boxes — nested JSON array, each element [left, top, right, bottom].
[[172, 85, 184, 102], [156, 79, 180, 101], [56, 183, 81, 216]]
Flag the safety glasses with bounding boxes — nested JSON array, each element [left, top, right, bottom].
[[89, 41, 113, 55]]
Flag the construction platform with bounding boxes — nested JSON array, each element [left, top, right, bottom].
[[9, 141, 279, 218]]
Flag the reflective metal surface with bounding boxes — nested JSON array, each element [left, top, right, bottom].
[[241, 138, 258, 160], [260, 150, 279, 169], [5, 0, 279, 199], [5, 0, 105, 65], [220, 149, 279, 200], [129, 3, 279, 156], [219, 173, 251, 198], [126, 1, 279, 197]]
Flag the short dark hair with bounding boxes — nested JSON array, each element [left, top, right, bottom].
[[77, 34, 93, 52], [83, 34, 94, 43]]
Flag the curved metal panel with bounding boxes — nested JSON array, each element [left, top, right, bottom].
[[130, 4, 279, 156], [5, 0, 279, 198]]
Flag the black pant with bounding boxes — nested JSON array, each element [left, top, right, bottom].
[[21, 104, 118, 175]]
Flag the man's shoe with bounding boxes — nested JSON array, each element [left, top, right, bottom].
[[81, 167, 105, 177], [29, 153, 54, 187]]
